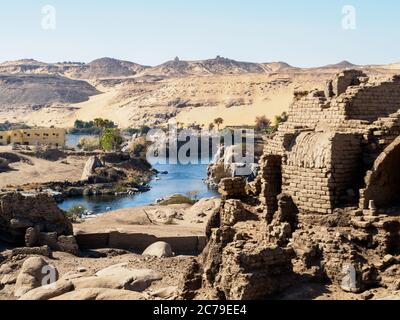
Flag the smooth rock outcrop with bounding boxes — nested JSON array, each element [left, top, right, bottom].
[[18, 280, 73, 300], [0, 157, 9, 172], [142, 241, 173, 258], [72, 266, 162, 292], [51, 288, 145, 300], [14, 257, 58, 297], [94, 263, 130, 277], [149, 286, 179, 300], [81, 156, 103, 181]]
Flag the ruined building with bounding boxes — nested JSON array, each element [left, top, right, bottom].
[[259, 69, 400, 216], [180, 70, 400, 300]]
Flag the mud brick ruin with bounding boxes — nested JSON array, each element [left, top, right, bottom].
[[181, 70, 400, 300], [262, 70, 400, 216]]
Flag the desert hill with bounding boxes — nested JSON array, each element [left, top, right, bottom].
[[319, 60, 358, 70], [143, 56, 267, 77], [0, 58, 149, 79], [260, 62, 295, 73], [70, 57, 150, 79], [0, 74, 99, 108], [0, 57, 296, 78], [0, 59, 63, 75]]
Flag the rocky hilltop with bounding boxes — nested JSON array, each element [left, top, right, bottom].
[[142, 56, 277, 77], [70, 58, 150, 79], [0, 57, 294, 78]]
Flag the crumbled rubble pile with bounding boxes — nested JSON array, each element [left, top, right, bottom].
[[0, 192, 77, 255], [180, 70, 400, 300]]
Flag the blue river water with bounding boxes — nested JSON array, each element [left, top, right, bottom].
[[59, 135, 219, 214]]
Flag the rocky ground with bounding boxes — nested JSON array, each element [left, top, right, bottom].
[[0, 192, 220, 300], [0, 250, 194, 300], [0, 146, 86, 189], [0, 180, 398, 300], [178, 178, 400, 301]]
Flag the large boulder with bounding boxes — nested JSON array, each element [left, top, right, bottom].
[[72, 271, 161, 292], [94, 263, 131, 277], [0, 157, 10, 172], [81, 156, 103, 181], [0, 192, 73, 244], [0, 262, 20, 286], [142, 241, 173, 258], [69, 264, 161, 293], [19, 279, 73, 300], [51, 288, 145, 300], [14, 257, 58, 297], [149, 286, 179, 300], [205, 161, 233, 187]]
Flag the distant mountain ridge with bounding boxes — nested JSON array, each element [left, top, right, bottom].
[[0, 57, 398, 79], [0, 56, 297, 78]]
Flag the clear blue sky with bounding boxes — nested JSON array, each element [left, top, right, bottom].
[[0, 0, 399, 67]]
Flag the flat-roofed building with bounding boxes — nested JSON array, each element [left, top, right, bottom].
[[0, 128, 66, 146]]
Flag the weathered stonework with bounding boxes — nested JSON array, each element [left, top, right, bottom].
[[265, 70, 400, 214], [0, 192, 73, 245], [182, 70, 400, 300]]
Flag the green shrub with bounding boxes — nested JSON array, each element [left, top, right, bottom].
[[100, 128, 123, 151], [65, 205, 87, 223]]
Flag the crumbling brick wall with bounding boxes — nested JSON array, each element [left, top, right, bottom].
[[342, 78, 400, 122], [218, 177, 246, 200], [263, 70, 400, 214], [258, 155, 282, 219], [279, 132, 362, 214]]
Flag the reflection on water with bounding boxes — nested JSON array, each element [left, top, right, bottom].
[[58, 158, 219, 214]]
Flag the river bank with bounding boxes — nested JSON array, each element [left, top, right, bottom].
[[59, 158, 219, 214], [0, 192, 220, 300]]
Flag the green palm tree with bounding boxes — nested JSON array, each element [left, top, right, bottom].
[[214, 118, 224, 131]]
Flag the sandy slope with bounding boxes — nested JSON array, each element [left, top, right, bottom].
[[0, 73, 324, 129], [0, 68, 398, 129], [0, 146, 85, 188], [174, 85, 294, 127]]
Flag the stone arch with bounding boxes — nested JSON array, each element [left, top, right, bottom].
[[362, 136, 400, 209]]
